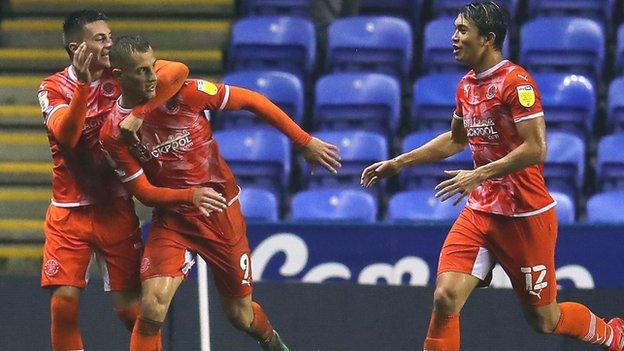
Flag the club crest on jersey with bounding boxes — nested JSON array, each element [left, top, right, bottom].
[[516, 85, 535, 108], [102, 81, 117, 97], [43, 259, 60, 276], [486, 85, 497, 99], [197, 80, 218, 96]]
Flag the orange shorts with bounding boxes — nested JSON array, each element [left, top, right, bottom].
[[41, 197, 142, 292], [438, 206, 558, 306], [141, 200, 252, 298]]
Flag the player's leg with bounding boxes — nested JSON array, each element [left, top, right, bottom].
[[129, 224, 191, 351], [42, 205, 93, 351], [93, 198, 143, 332], [491, 208, 624, 350], [424, 207, 492, 351]]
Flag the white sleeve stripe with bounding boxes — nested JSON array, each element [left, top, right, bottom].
[[453, 113, 463, 120], [45, 104, 69, 126], [121, 169, 144, 183], [514, 111, 544, 123], [218, 84, 230, 110]]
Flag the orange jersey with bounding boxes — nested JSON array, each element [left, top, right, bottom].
[[454, 60, 555, 217], [39, 66, 127, 206], [100, 80, 239, 228]]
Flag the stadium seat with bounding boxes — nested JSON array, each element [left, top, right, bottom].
[[586, 191, 624, 223], [400, 130, 473, 189], [244, 0, 311, 17], [544, 132, 585, 199], [617, 25, 624, 75], [359, 0, 424, 27], [303, 131, 388, 189], [239, 187, 279, 222], [596, 133, 624, 191], [229, 16, 315, 82], [214, 129, 290, 197], [423, 17, 510, 73], [290, 189, 377, 222], [326, 16, 412, 79], [433, 0, 519, 20], [528, 0, 614, 28], [314, 73, 401, 134], [411, 72, 463, 130], [220, 70, 304, 128], [550, 191, 575, 224], [533, 73, 596, 138], [607, 76, 624, 131], [387, 189, 466, 222], [520, 18, 604, 80]]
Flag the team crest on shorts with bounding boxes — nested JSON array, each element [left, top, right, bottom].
[[43, 259, 60, 276], [140, 257, 151, 274]]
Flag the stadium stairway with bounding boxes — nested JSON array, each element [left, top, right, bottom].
[[0, 0, 234, 267]]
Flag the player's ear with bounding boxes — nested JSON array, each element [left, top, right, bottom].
[[112, 68, 123, 79], [67, 42, 79, 54], [485, 32, 496, 48]]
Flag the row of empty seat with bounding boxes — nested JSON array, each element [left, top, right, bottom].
[[238, 187, 624, 223], [229, 15, 620, 82]]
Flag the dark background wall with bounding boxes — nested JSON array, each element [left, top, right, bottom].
[[2, 277, 623, 351]]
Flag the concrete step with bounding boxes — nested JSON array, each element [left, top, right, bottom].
[[0, 186, 51, 219], [0, 48, 222, 74], [0, 162, 51, 185], [0, 75, 44, 105], [8, 0, 234, 18], [0, 219, 44, 242], [1, 18, 231, 50], [0, 131, 50, 162]]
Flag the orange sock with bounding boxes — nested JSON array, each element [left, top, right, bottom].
[[249, 301, 276, 344], [50, 295, 83, 351], [130, 316, 163, 351], [116, 304, 140, 332], [423, 313, 460, 351], [554, 302, 614, 347]]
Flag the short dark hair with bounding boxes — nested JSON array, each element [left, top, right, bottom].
[[459, 1, 508, 51], [109, 35, 152, 70], [62, 10, 108, 53]]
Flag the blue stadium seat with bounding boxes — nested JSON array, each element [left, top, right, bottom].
[[550, 191, 575, 224], [412, 72, 464, 130], [423, 17, 510, 73], [239, 187, 279, 222], [326, 16, 413, 79], [433, 0, 519, 20], [220, 71, 304, 128], [400, 130, 473, 189], [544, 132, 585, 199], [314, 73, 401, 134], [387, 189, 466, 222], [596, 133, 624, 191], [528, 0, 614, 28], [586, 191, 624, 223], [214, 129, 290, 196], [359, 0, 424, 27], [533, 73, 596, 138], [520, 18, 604, 80], [616, 26, 624, 75], [607, 77, 624, 131], [303, 131, 388, 189], [291, 189, 378, 222], [229, 16, 316, 82], [245, 0, 311, 17]]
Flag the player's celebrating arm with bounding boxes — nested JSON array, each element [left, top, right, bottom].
[[362, 2, 624, 351], [38, 10, 188, 351], [99, 35, 340, 351]]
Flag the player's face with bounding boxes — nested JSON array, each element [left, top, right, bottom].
[[119, 49, 157, 101], [451, 14, 486, 66], [80, 20, 113, 68]]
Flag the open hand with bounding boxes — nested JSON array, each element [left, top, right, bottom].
[[119, 113, 143, 145], [360, 159, 402, 188], [435, 169, 485, 205], [192, 187, 228, 217], [72, 42, 93, 84], [301, 137, 341, 175]]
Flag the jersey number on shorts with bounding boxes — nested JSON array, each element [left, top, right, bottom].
[[240, 253, 251, 286], [521, 265, 548, 299]]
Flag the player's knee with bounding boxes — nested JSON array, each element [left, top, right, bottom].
[[433, 285, 460, 312], [140, 290, 169, 320]]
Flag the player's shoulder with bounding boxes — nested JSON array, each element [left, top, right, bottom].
[[40, 66, 72, 89], [502, 62, 535, 85]]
